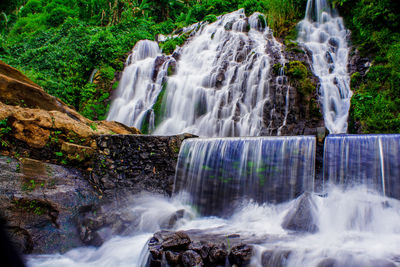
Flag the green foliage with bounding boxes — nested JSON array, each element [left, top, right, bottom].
[[0, 118, 12, 147], [285, 61, 316, 101], [203, 14, 217, 23], [337, 0, 400, 133], [160, 35, 187, 54]]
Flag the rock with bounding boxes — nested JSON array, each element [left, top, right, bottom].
[[161, 231, 191, 251], [348, 49, 370, 76], [182, 250, 203, 267], [208, 244, 228, 265], [229, 244, 253, 266], [160, 209, 185, 229], [61, 142, 95, 161], [165, 250, 182, 266], [281, 192, 319, 233], [0, 156, 99, 254]]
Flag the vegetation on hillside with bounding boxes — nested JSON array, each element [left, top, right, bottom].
[[0, 0, 305, 121], [334, 0, 400, 133]]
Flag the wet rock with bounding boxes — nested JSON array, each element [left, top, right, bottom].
[[209, 244, 228, 265], [162, 231, 191, 251], [160, 209, 185, 229], [328, 37, 339, 48], [261, 250, 291, 267], [281, 192, 319, 233], [229, 244, 253, 266], [182, 250, 203, 267], [153, 55, 167, 81], [348, 49, 370, 76], [165, 251, 182, 266], [224, 21, 234, 31], [0, 157, 99, 254]]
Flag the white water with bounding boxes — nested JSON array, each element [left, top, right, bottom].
[[106, 40, 168, 130], [108, 9, 290, 136], [297, 0, 352, 133], [27, 187, 400, 267]]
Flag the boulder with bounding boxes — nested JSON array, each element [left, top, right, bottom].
[[182, 250, 203, 267], [0, 157, 99, 253], [229, 244, 253, 266], [281, 192, 319, 233], [161, 231, 191, 251]]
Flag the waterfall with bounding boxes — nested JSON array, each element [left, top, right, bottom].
[[108, 9, 290, 136], [174, 136, 316, 215], [106, 40, 170, 131], [297, 0, 352, 134], [323, 134, 400, 199]]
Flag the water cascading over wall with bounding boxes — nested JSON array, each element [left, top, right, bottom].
[[174, 136, 316, 215], [108, 9, 295, 137], [297, 0, 352, 134], [323, 134, 400, 199]]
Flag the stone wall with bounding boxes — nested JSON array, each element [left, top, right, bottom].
[[91, 133, 196, 199]]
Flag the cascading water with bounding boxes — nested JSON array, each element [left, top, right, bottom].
[[106, 40, 168, 130], [108, 9, 290, 136], [297, 0, 352, 133], [174, 136, 316, 215], [323, 134, 400, 199]]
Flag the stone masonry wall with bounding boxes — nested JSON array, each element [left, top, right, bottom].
[[91, 133, 196, 199]]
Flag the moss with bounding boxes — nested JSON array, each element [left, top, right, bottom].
[[12, 199, 47, 215], [258, 14, 266, 29], [284, 61, 308, 79], [167, 63, 176, 76], [350, 71, 362, 89], [153, 83, 168, 128], [285, 60, 318, 117]]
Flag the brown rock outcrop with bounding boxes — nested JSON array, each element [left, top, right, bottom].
[[0, 60, 140, 152]]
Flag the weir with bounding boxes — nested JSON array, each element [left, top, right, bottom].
[[174, 136, 316, 215], [323, 134, 400, 199]]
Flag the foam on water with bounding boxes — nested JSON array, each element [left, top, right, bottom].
[[27, 187, 400, 267]]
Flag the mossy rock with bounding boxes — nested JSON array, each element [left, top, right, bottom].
[[350, 72, 362, 89], [285, 61, 308, 79]]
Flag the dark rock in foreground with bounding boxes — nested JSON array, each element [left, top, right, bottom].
[[147, 230, 254, 267]]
